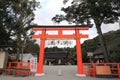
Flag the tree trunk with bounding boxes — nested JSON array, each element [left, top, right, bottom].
[[95, 25, 109, 62], [16, 37, 21, 61], [16, 46, 20, 61]]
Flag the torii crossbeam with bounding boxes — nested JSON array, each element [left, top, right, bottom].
[[32, 25, 89, 77]]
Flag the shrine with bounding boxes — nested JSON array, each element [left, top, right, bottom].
[[32, 25, 89, 77]]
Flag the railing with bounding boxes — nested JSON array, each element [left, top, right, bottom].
[[6, 62, 120, 78], [6, 62, 33, 76], [83, 63, 96, 77], [8, 62, 30, 69], [83, 63, 120, 78]]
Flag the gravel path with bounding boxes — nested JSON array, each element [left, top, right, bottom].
[[0, 66, 119, 80]]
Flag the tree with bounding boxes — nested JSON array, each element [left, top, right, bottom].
[[82, 30, 120, 62], [0, 0, 40, 60], [52, 0, 120, 62], [0, 0, 11, 45], [109, 47, 120, 62], [23, 40, 39, 53], [82, 39, 99, 62]]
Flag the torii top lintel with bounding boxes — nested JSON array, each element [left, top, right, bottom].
[[31, 25, 90, 30], [32, 25, 89, 39]]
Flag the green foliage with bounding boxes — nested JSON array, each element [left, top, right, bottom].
[[109, 52, 120, 62], [55, 0, 120, 25], [82, 37, 101, 62], [53, 0, 120, 62], [82, 30, 120, 62], [109, 46, 120, 62], [104, 30, 120, 45], [0, 0, 40, 55], [24, 40, 39, 53], [66, 47, 76, 64], [107, 30, 120, 62]]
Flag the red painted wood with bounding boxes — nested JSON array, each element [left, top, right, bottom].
[[32, 26, 89, 75], [36, 29, 45, 74], [75, 29, 84, 74]]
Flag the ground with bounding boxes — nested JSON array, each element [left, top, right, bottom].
[[0, 66, 119, 80]]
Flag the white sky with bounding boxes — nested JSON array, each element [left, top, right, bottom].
[[33, 0, 120, 47]]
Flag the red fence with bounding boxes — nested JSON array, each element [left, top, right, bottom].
[[6, 62, 33, 76], [7, 62, 120, 78], [83, 63, 120, 78], [8, 62, 30, 69]]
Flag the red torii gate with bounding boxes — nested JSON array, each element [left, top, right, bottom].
[[32, 25, 89, 77]]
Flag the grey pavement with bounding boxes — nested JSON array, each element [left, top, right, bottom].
[[0, 66, 119, 80]]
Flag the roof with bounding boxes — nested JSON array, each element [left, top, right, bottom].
[[0, 45, 12, 48], [30, 24, 93, 28], [44, 51, 68, 59], [93, 48, 103, 54]]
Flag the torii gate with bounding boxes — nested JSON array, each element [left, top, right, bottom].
[[32, 25, 89, 77]]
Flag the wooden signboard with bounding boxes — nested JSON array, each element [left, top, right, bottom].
[[96, 65, 111, 77]]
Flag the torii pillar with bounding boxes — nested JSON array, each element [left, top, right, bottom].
[[75, 29, 86, 77], [32, 25, 89, 77], [35, 29, 46, 76]]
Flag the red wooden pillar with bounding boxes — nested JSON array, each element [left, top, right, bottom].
[[35, 29, 45, 76], [75, 29, 86, 77]]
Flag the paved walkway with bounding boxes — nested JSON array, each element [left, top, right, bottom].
[[0, 66, 119, 80]]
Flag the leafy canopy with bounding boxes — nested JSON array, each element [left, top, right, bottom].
[[0, 0, 40, 45], [53, 0, 120, 26], [0, 0, 40, 54], [52, 0, 120, 62]]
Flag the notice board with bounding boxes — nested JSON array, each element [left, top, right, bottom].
[[0, 51, 8, 69], [96, 65, 111, 75]]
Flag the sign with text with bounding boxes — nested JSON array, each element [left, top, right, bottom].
[[45, 40, 74, 48], [0, 51, 8, 69], [30, 57, 37, 72], [96, 66, 111, 75]]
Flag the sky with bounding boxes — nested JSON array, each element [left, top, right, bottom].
[[33, 0, 120, 47]]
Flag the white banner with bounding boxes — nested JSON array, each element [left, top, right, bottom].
[[45, 40, 75, 48], [30, 57, 37, 72]]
